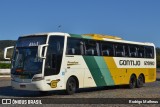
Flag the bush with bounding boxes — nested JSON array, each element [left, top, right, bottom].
[[0, 63, 11, 69]]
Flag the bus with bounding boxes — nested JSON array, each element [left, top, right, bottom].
[[4, 32, 156, 94]]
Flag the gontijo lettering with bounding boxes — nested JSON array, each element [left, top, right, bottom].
[[119, 60, 140, 66]]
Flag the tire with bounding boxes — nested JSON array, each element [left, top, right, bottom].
[[66, 77, 77, 95], [129, 75, 136, 89], [136, 74, 144, 88], [38, 91, 48, 95]]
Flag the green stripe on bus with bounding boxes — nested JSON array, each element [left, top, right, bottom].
[[69, 34, 93, 39], [94, 57, 114, 85], [70, 34, 83, 38], [83, 56, 106, 86]]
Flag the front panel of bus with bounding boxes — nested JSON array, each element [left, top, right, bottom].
[[11, 35, 66, 91]]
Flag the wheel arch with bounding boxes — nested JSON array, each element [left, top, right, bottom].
[[130, 73, 137, 79]]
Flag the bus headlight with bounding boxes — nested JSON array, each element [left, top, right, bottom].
[[32, 77, 44, 81]]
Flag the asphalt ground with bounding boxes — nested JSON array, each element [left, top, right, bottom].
[[0, 72, 160, 107]]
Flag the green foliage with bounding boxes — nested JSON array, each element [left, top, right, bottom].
[[0, 40, 16, 61], [0, 63, 11, 69]]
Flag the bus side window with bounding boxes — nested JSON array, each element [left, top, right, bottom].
[[137, 46, 145, 58], [115, 44, 124, 57], [145, 46, 154, 58], [84, 40, 99, 56], [124, 45, 129, 57], [101, 42, 114, 56], [129, 45, 137, 57], [66, 38, 83, 55]]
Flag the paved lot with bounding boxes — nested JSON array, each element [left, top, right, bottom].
[[0, 72, 160, 107], [1, 73, 160, 98]]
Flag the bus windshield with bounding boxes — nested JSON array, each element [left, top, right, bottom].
[[11, 36, 47, 76], [12, 47, 42, 75]]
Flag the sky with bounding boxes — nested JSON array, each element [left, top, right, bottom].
[[0, 0, 160, 47]]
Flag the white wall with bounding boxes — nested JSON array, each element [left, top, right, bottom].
[[0, 69, 10, 74]]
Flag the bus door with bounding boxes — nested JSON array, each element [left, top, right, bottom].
[[44, 36, 64, 76]]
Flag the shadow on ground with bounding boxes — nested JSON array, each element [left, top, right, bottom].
[[0, 85, 130, 97], [156, 78, 160, 81]]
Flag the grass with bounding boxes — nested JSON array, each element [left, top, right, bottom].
[[0, 63, 11, 69]]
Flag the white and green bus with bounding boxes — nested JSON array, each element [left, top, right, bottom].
[[4, 32, 156, 94]]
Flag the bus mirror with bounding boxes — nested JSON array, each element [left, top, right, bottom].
[[38, 44, 48, 59], [4, 46, 14, 60]]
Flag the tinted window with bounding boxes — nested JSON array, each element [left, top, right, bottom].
[[137, 46, 145, 58], [129, 45, 137, 57], [145, 46, 154, 58], [101, 42, 114, 56], [45, 36, 64, 76], [17, 36, 47, 47], [124, 44, 129, 57], [66, 38, 83, 55], [84, 40, 99, 56], [115, 44, 124, 57]]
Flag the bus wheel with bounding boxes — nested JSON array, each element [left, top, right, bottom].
[[38, 91, 48, 95], [136, 74, 144, 88], [66, 77, 77, 95], [129, 75, 136, 89]]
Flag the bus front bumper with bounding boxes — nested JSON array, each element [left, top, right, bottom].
[[11, 80, 63, 91]]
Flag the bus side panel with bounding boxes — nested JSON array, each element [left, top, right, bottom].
[[103, 57, 126, 85], [83, 56, 115, 87], [64, 56, 96, 88], [64, 56, 156, 89], [104, 57, 156, 85], [145, 68, 156, 82]]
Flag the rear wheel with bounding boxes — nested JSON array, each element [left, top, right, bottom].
[[129, 75, 136, 89], [136, 74, 144, 88], [66, 77, 77, 95]]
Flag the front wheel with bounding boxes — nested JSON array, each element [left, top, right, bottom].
[[66, 77, 77, 95], [129, 75, 136, 89], [38, 91, 48, 95]]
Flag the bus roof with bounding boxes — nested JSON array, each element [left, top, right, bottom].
[[69, 33, 155, 46], [83, 34, 123, 40], [20, 32, 155, 47], [21, 32, 67, 37]]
